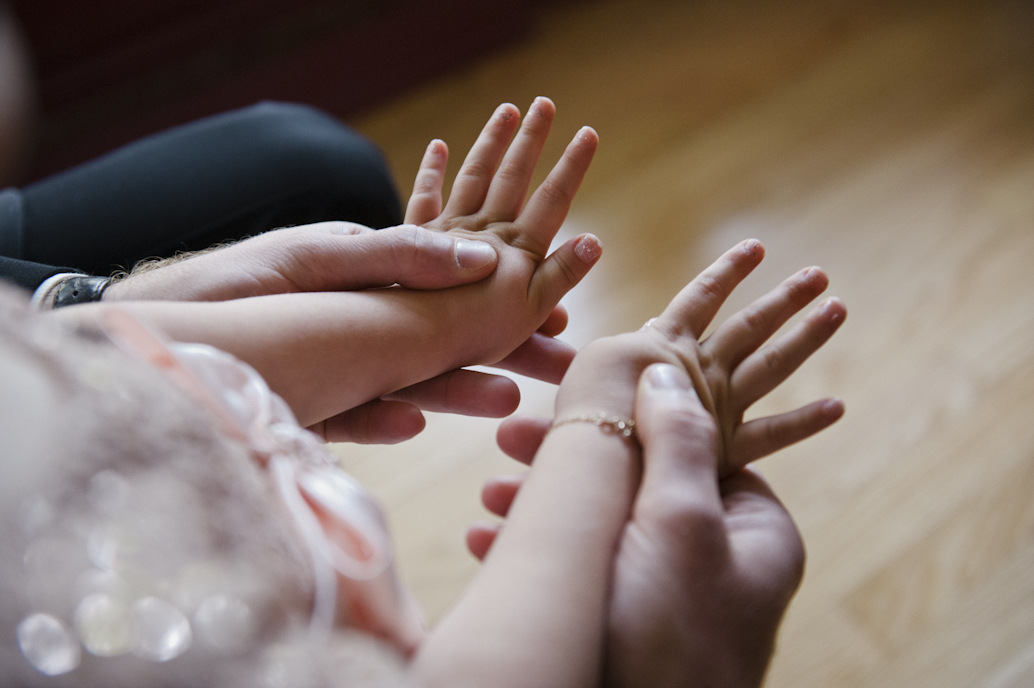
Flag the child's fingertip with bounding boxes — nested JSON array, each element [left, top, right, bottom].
[[819, 297, 847, 323], [743, 238, 764, 258], [427, 138, 447, 156], [577, 126, 599, 144], [822, 397, 845, 419], [531, 95, 556, 115], [496, 102, 520, 122], [573, 233, 602, 264], [801, 266, 829, 289]]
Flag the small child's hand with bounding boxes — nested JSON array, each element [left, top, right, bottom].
[[397, 98, 603, 368], [551, 239, 846, 476], [476, 239, 844, 516]]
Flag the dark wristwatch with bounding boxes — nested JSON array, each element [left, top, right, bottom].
[[51, 275, 112, 308]]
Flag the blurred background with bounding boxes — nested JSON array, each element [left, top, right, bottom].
[[5, 1, 1034, 686]]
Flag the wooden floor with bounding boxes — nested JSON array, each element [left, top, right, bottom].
[[341, 1, 1034, 685]]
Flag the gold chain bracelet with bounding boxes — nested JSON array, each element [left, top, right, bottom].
[[549, 412, 637, 440]]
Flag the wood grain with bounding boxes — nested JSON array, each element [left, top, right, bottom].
[[343, 0, 1034, 684]]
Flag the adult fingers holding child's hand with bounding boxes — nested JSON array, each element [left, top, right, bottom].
[[631, 364, 723, 527], [604, 364, 803, 688], [104, 221, 501, 301]]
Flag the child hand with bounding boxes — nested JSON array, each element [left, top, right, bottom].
[[395, 97, 603, 368], [469, 239, 845, 558], [307, 99, 601, 443], [487, 240, 846, 479]]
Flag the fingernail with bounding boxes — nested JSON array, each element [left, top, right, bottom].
[[819, 297, 843, 323], [455, 239, 497, 269], [802, 266, 825, 284], [496, 103, 517, 122], [647, 364, 691, 392], [574, 234, 602, 264]]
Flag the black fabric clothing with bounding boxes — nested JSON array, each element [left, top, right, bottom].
[[0, 102, 402, 291]]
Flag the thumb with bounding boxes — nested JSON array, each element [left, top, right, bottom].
[[529, 232, 602, 310], [634, 363, 725, 527], [317, 224, 499, 290]]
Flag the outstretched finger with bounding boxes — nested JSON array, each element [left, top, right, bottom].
[[657, 240, 765, 339], [730, 297, 846, 410], [515, 126, 599, 257], [726, 398, 844, 470], [405, 139, 448, 225], [496, 415, 551, 465], [443, 103, 521, 218], [705, 266, 828, 369], [482, 96, 556, 220]]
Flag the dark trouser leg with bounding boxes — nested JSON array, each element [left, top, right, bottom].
[[12, 102, 402, 276]]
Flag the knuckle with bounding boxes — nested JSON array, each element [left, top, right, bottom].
[[388, 224, 429, 267], [758, 342, 785, 375], [649, 388, 719, 434], [497, 159, 531, 183], [763, 418, 793, 449], [459, 160, 492, 182], [552, 252, 580, 286], [536, 178, 571, 207], [410, 182, 434, 198], [694, 272, 726, 302], [739, 304, 768, 335], [657, 404, 718, 446]]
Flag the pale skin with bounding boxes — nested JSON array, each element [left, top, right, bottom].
[[51, 98, 602, 442], [0, 249, 834, 688], [445, 242, 846, 688], [38, 98, 841, 685]]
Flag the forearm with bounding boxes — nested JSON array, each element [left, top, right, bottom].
[[415, 425, 639, 688], [47, 289, 479, 426]]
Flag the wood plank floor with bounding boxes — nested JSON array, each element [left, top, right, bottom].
[[342, 0, 1034, 685]]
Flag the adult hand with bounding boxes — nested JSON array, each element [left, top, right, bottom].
[[604, 364, 804, 688], [102, 221, 501, 302], [474, 364, 805, 688]]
